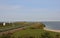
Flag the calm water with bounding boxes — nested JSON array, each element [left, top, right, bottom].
[[42, 21, 60, 30]]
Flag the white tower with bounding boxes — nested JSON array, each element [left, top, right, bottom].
[[3, 22, 6, 26]]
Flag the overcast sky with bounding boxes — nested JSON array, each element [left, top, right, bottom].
[[0, 0, 60, 22]]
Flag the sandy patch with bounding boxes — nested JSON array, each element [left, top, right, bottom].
[[44, 28, 60, 32]]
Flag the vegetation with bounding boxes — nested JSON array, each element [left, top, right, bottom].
[[0, 29, 60, 38], [0, 22, 45, 32], [0, 22, 30, 32], [0, 22, 60, 38], [12, 29, 60, 38]]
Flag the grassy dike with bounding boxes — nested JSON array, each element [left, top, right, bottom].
[[0, 22, 60, 38]]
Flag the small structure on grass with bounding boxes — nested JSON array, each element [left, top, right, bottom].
[[3, 22, 6, 26]]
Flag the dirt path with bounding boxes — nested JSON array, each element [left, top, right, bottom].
[[0, 27, 27, 35]]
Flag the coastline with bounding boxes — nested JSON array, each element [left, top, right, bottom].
[[44, 28, 60, 32]]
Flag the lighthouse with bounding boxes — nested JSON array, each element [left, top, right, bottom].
[[3, 22, 6, 26]]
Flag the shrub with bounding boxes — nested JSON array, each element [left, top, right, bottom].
[[1, 33, 13, 38], [41, 32, 52, 38]]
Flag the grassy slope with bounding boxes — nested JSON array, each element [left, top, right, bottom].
[[12, 29, 60, 38], [0, 22, 60, 38]]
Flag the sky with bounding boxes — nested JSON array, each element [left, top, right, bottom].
[[0, 0, 60, 22]]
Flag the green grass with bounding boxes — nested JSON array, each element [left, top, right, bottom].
[[0, 22, 45, 32], [12, 29, 60, 38], [0, 29, 60, 38], [0, 23, 26, 32], [0, 22, 60, 38]]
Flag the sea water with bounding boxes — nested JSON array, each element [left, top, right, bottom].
[[42, 21, 60, 30]]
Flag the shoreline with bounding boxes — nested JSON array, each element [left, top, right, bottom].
[[44, 28, 60, 32]]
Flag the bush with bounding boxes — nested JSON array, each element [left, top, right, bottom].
[[55, 34, 60, 38], [1, 33, 13, 38], [31, 23, 45, 29], [41, 32, 52, 38]]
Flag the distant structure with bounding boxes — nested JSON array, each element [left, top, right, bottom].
[[3, 22, 6, 26]]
